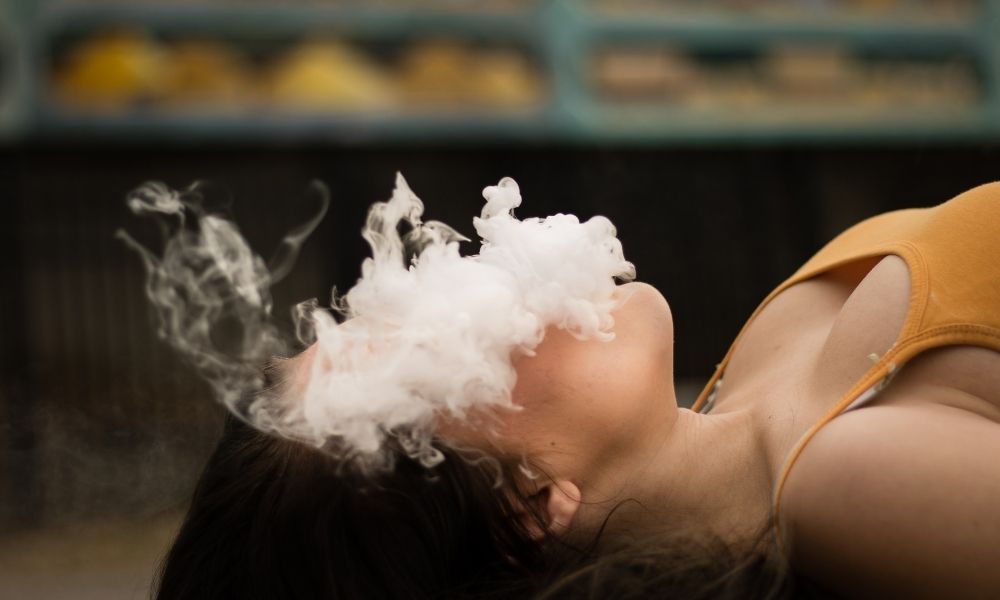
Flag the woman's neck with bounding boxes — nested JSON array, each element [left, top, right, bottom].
[[582, 406, 774, 551]]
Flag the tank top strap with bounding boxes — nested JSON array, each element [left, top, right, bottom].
[[690, 237, 927, 415], [769, 320, 1000, 558]]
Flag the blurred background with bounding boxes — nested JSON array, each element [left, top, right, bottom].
[[2, 0, 1000, 597]]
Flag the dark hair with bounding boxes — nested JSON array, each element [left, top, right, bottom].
[[156, 418, 831, 599], [529, 529, 829, 600], [155, 416, 545, 599]]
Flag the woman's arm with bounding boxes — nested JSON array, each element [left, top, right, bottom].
[[780, 402, 1000, 598]]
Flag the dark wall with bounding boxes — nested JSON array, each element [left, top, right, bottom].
[[2, 142, 999, 530]]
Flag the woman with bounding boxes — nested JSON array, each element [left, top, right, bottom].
[[157, 182, 1000, 598]]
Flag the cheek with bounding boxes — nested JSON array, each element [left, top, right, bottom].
[[507, 299, 674, 447], [503, 335, 588, 444]]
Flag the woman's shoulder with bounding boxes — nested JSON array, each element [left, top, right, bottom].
[[778, 377, 1000, 597]]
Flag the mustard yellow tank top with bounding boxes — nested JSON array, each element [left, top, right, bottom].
[[690, 181, 1000, 533]]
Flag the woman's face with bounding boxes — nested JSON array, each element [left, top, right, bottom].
[[458, 281, 677, 480], [283, 281, 677, 482]]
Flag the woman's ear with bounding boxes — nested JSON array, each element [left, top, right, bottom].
[[518, 479, 581, 541]]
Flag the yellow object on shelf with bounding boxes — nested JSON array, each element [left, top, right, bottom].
[[591, 48, 699, 103], [863, 60, 979, 110], [399, 40, 543, 110], [467, 49, 544, 109], [398, 40, 473, 108], [159, 40, 257, 111], [762, 45, 863, 103], [686, 64, 770, 112], [51, 30, 167, 110], [263, 39, 397, 112]]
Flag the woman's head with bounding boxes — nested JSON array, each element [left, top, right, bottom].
[[281, 280, 679, 542], [284, 281, 678, 542]]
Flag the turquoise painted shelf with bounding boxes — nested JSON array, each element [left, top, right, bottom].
[[3, 0, 1000, 144], [576, 106, 997, 144], [35, 109, 561, 144], [579, 12, 980, 50], [37, 2, 541, 40]]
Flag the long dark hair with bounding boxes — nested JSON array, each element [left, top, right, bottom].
[[155, 416, 545, 599], [155, 417, 830, 599]]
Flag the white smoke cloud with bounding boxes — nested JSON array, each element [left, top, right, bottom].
[[121, 174, 633, 471]]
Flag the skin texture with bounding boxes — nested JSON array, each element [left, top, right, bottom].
[[499, 283, 678, 486]]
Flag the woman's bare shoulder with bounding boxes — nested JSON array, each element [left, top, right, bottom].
[[779, 398, 1000, 598]]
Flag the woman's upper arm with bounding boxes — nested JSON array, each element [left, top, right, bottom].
[[780, 403, 1000, 599]]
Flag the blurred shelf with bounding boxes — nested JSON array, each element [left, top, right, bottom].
[[38, 2, 541, 40], [35, 106, 999, 145], [578, 106, 997, 144], [579, 13, 980, 53], [34, 109, 562, 143], [2, 0, 1000, 144]]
